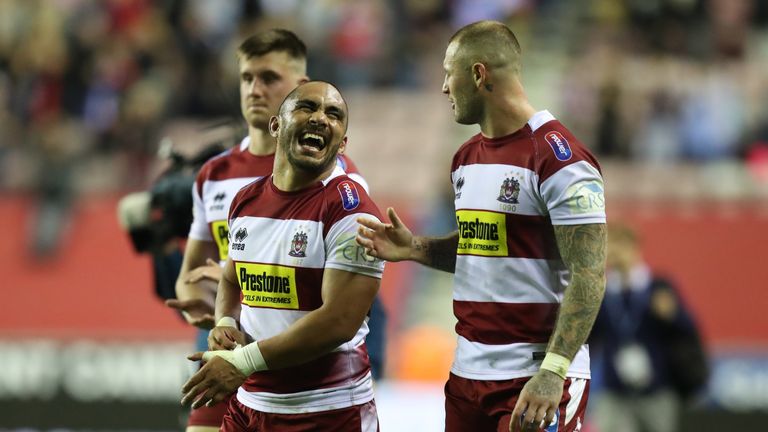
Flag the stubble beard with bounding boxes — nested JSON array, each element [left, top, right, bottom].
[[454, 95, 483, 125], [281, 137, 337, 175]]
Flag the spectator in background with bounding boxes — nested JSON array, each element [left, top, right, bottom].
[[591, 223, 708, 432]]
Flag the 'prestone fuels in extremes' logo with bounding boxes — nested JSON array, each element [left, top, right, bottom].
[[455, 210, 508, 257], [236, 263, 299, 309]]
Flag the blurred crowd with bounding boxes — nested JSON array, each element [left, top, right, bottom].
[[1, 0, 768, 198]]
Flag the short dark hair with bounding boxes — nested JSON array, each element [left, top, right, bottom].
[[237, 29, 307, 60], [280, 80, 346, 110], [279, 80, 348, 131]]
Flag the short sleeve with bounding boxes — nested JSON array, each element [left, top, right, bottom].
[[187, 178, 212, 240], [324, 213, 385, 278], [540, 161, 606, 225]]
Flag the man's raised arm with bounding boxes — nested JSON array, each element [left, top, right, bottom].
[[356, 207, 458, 273]]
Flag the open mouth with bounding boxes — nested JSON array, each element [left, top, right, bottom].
[[298, 132, 326, 151]]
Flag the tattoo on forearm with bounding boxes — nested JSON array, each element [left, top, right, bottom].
[[548, 224, 607, 359], [415, 233, 458, 273]]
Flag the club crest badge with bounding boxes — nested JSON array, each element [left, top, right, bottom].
[[289, 230, 308, 257], [497, 175, 520, 204]]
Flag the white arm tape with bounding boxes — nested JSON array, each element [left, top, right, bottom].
[[202, 342, 268, 376], [216, 316, 238, 328]]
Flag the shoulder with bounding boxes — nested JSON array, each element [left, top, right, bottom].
[[323, 175, 381, 220], [531, 116, 601, 183]]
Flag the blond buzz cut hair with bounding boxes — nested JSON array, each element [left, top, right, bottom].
[[448, 20, 522, 73]]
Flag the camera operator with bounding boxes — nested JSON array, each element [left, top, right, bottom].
[[117, 136, 229, 302]]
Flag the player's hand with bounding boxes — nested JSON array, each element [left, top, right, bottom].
[[356, 207, 414, 262], [208, 326, 246, 351], [181, 352, 246, 409], [510, 370, 564, 432], [187, 259, 223, 283], [165, 298, 216, 329]]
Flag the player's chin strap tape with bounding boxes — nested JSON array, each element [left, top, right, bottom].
[[202, 342, 268, 376], [540, 352, 570, 380]]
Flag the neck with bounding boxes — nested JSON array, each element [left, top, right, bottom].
[[272, 154, 336, 192], [479, 80, 537, 138], [247, 126, 277, 156]]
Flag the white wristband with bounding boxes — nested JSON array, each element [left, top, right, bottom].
[[216, 316, 238, 328], [202, 342, 268, 376], [540, 352, 571, 380]]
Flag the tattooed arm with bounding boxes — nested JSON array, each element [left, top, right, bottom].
[[356, 207, 458, 273], [548, 223, 607, 358], [411, 231, 459, 273], [510, 223, 606, 432]]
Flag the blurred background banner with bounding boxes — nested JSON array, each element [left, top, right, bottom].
[[1, 0, 768, 430]]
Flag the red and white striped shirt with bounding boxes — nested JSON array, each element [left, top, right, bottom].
[[188, 136, 367, 262], [227, 165, 385, 414], [450, 110, 606, 381]]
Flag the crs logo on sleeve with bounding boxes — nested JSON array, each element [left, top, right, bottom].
[[337, 181, 360, 211], [566, 180, 605, 215], [333, 232, 382, 268], [545, 131, 572, 161]]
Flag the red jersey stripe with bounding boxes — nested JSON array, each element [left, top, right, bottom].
[[454, 300, 558, 345], [242, 345, 371, 394]]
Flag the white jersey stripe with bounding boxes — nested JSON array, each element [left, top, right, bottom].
[[454, 255, 567, 303], [451, 336, 590, 381], [236, 371, 374, 414], [240, 307, 309, 342], [451, 164, 543, 216], [229, 216, 326, 269]]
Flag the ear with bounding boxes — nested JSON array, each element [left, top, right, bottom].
[[472, 62, 487, 90], [337, 136, 348, 155], [268, 116, 280, 137]]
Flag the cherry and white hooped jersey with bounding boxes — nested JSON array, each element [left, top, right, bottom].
[[450, 110, 606, 381], [187, 137, 367, 261], [227, 165, 385, 414]]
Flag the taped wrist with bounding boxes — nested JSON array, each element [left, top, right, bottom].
[[216, 316, 238, 328], [202, 342, 268, 376], [540, 352, 570, 380]]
